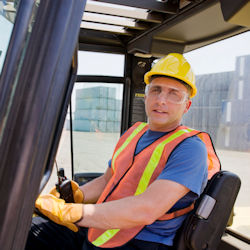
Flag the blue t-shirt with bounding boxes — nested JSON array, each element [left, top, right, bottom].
[[109, 129, 208, 246]]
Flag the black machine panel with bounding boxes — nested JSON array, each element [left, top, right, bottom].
[[129, 56, 154, 126]]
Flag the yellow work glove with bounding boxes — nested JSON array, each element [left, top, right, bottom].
[[35, 194, 83, 232], [50, 180, 84, 203]]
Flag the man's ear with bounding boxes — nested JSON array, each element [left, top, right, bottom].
[[184, 99, 192, 114]]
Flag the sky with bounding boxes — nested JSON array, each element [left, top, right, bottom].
[[184, 31, 250, 75], [77, 51, 124, 77], [0, 14, 14, 73]]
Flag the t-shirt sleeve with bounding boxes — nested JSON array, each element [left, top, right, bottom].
[[157, 136, 208, 196], [108, 159, 112, 168]]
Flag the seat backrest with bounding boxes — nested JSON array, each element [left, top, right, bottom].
[[174, 171, 241, 250]]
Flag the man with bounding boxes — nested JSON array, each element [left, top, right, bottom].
[[26, 53, 219, 250]]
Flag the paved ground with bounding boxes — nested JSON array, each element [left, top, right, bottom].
[[216, 149, 250, 242], [42, 131, 250, 245]]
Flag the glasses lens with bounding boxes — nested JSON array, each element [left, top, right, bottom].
[[147, 85, 187, 104], [167, 89, 187, 104]]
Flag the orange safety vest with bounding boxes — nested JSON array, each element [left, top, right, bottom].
[[88, 122, 220, 248]]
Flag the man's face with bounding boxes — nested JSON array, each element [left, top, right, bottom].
[[144, 77, 192, 132]]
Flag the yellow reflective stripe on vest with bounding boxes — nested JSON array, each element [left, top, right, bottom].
[[91, 229, 120, 247], [92, 127, 193, 247], [134, 128, 193, 195], [111, 123, 147, 171]]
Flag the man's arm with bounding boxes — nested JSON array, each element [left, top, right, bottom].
[[77, 179, 189, 230], [79, 167, 112, 204]]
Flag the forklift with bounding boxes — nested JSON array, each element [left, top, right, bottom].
[[0, 0, 249, 249]]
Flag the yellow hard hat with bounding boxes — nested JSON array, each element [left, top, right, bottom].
[[144, 53, 197, 98]]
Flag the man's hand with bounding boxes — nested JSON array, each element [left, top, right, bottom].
[[50, 180, 84, 203], [35, 194, 83, 232]]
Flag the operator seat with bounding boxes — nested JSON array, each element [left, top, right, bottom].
[[173, 170, 241, 250]]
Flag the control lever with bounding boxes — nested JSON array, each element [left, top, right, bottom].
[[55, 162, 74, 203]]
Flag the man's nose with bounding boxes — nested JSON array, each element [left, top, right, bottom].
[[157, 91, 167, 104]]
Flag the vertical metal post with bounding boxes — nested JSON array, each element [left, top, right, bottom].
[[121, 53, 132, 133], [70, 99, 75, 179]]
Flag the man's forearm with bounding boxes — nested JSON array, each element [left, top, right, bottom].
[[77, 194, 153, 230]]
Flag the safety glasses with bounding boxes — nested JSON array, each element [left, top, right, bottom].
[[147, 85, 188, 104]]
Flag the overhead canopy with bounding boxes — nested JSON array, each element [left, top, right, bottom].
[[79, 0, 250, 56]]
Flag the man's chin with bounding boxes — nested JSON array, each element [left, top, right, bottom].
[[149, 121, 169, 130], [149, 118, 181, 132]]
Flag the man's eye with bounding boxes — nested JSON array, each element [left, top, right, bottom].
[[169, 90, 180, 97], [150, 88, 160, 93]]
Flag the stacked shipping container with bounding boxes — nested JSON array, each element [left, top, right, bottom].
[[73, 86, 122, 132], [183, 55, 250, 151]]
